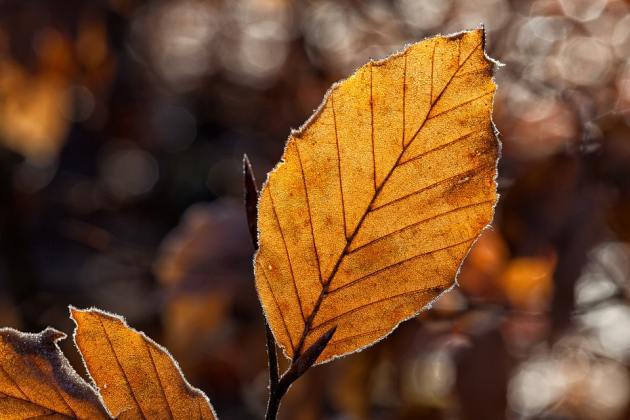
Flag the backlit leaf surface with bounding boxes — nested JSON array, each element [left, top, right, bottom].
[[255, 28, 500, 363], [71, 308, 216, 419], [0, 328, 110, 419]]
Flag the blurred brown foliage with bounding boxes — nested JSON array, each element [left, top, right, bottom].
[[0, 0, 630, 419]]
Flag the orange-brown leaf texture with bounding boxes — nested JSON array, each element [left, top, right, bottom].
[[71, 308, 216, 419], [255, 28, 500, 363], [0, 328, 110, 419]]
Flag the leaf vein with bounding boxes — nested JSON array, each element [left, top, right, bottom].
[[329, 236, 476, 295], [430, 41, 435, 104], [351, 198, 494, 255], [30, 360, 77, 418], [312, 285, 446, 333], [0, 363, 29, 400], [259, 261, 295, 351], [370, 162, 494, 213], [454, 68, 489, 78], [427, 90, 494, 121], [331, 93, 348, 239], [327, 328, 390, 347], [268, 187, 307, 323], [144, 341, 175, 420], [0, 389, 59, 417], [398, 127, 487, 167], [296, 144, 323, 286], [96, 317, 148, 420], [0, 360, 75, 417], [402, 50, 407, 149], [370, 63, 376, 192]]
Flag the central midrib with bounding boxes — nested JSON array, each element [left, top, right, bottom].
[[291, 38, 482, 359], [292, 122, 420, 358]]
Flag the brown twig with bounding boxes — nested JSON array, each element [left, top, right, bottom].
[[243, 155, 280, 391]]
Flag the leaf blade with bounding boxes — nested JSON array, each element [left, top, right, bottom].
[[255, 28, 499, 363], [71, 308, 216, 420], [0, 327, 110, 419]]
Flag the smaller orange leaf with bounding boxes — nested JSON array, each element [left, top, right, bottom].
[[71, 307, 216, 419], [0, 327, 110, 419]]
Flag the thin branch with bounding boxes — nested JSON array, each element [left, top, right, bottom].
[[242, 155, 280, 400], [243, 154, 259, 250], [265, 324, 279, 389]]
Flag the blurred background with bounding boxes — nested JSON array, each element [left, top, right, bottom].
[[1, 0, 630, 418]]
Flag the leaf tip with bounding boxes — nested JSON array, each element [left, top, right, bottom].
[[69, 306, 128, 330], [68, 304, 80, 317], [41, 327, 66, 343], [68, 305, 94, 325], [242, 153, 252, 171], [243, 153, 259, 249], [243, 155, 257, 191]]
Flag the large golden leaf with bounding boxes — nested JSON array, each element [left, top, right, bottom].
[[71, 308, 216, 419], [255, 28, 499, 363], [0, 328, 110, 419]]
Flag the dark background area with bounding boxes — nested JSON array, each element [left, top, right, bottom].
[[1, 0, 630, 418]]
